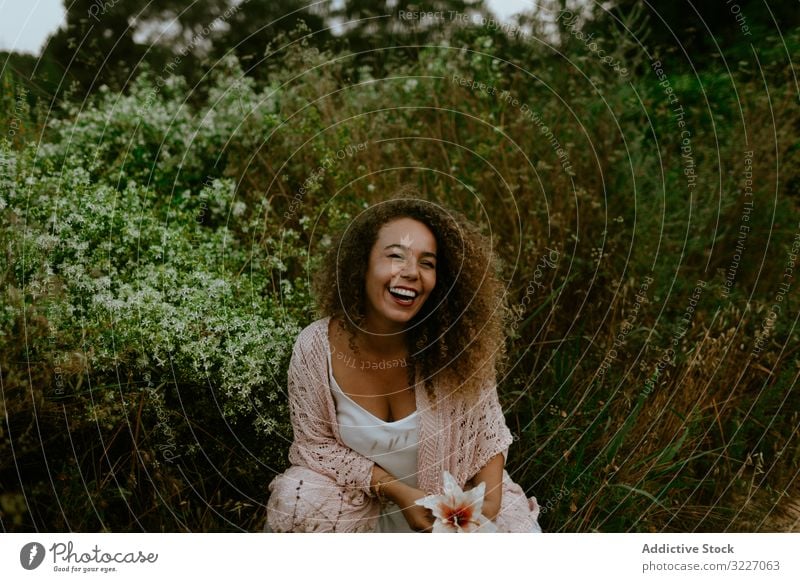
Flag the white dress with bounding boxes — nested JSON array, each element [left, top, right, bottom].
[[327, 347, 418, 532]]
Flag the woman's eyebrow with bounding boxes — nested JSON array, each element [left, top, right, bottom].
[[384, 243, 437, 258]]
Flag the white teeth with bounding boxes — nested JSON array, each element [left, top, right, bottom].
[[390, 287, 418, 298]]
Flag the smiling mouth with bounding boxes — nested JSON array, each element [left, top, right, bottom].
[[387, 287, 419, 306]]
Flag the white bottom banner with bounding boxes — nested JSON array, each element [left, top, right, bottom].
[[2, 533, 797, 581]]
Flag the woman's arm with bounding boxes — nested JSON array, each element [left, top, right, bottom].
[[466, 375, 513, 521], [371, 465, 435, 532], [286, 341, 376, 498], [468, 452, 504, 521]]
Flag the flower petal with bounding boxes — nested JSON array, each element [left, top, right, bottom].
[[433, 520, 457, 533], [414, 495, 439, 510], [466, 481, 486, 506], [442, 471, 460, 495], [415, 495, 446, 519]]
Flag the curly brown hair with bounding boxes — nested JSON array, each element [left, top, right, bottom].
[[312, 188, 510, 401]]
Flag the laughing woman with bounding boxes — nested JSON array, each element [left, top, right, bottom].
[[265, 193, 541, 533]]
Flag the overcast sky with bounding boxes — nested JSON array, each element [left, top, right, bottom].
[[0, 0, 536, 55]]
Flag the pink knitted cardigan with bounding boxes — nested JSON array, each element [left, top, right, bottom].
[[266, 316, 541, 532]]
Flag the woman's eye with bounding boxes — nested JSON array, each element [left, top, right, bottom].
[[423, 262, 435, 268], [389, 254, 402, 259]]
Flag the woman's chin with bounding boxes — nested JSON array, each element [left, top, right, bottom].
[[367, 290, 428, 326], [378, 304, 420, 326], [383, 309, 415, 323]]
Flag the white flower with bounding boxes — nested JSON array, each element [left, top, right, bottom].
[[232, 201, 246, 217], [415, 471, 497, 533]]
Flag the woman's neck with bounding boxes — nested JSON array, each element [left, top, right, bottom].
[[356, 316, 408, 358]]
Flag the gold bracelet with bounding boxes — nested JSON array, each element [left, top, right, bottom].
[[371, 476, 385, 499], [374, 475, 394, 504]]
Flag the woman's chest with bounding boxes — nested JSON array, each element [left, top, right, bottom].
[[330, 355, 416, 423]]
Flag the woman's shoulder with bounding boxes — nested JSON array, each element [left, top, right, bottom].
[[292, 316, 332, 355]]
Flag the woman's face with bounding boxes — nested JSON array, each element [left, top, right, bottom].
[[362, 217, 437, 332]]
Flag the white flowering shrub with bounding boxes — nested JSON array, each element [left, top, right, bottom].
[[43, 56, 278, 196], [1, 42, 359, 529], [0, 83, 309, 478]]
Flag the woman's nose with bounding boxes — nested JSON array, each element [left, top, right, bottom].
[[400, 258, 419, 278]]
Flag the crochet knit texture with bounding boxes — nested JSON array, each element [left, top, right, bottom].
[[266, 316, 540, 532]]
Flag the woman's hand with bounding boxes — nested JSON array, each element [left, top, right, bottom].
[[372, 466, 434, 532], [392, 485, 435, 532]]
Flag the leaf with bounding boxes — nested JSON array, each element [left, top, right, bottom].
[[609, 483, 672, 515]]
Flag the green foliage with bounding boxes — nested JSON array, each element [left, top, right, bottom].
[[2, 135, 303, 439], [0, 59, 314, 528]]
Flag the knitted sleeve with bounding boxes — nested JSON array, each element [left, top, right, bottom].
[[285, 339, 376, 503], [469, 377, 514, 478]]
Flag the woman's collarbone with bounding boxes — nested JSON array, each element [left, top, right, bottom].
[[336, 367, 416, 421]]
